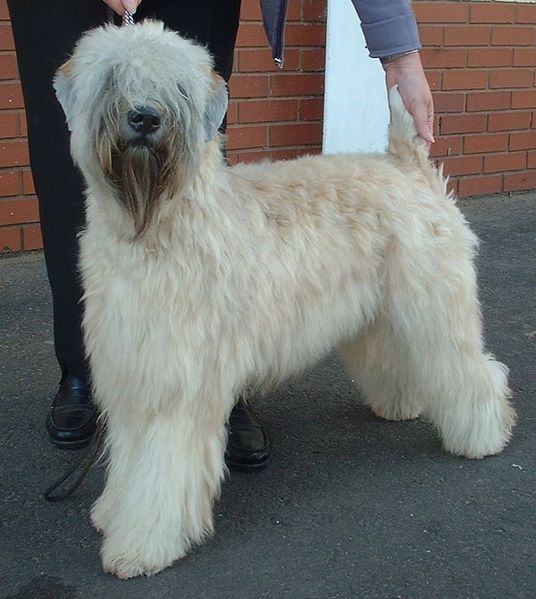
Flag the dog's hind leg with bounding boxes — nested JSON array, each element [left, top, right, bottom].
[[376, 229, 516, 459], [96, 397, 229, 579], [339, 322, 423, 422]]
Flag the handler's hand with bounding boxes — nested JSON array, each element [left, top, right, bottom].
[[102, 0, 141, 15], [383, 52, 435, 146]]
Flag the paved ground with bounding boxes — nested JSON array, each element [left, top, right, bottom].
[[1, 192, 535, 599]]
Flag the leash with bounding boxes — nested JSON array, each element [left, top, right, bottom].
[[43, 421, 105, 502], [106, 7, 135, 26], [122, 10, 135, 26]]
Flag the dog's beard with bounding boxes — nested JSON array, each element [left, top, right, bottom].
[[98, 130, 180, 237]]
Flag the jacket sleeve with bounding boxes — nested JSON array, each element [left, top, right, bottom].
[[350, 0, 421, 58]]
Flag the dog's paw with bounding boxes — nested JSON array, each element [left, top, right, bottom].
[[101, 537, 179, 579], [371, 404, 421, 422]]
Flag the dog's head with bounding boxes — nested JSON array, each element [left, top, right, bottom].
[[55, 20, 228, 235]]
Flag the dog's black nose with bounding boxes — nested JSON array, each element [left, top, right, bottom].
[[127, 107, 161, 135]]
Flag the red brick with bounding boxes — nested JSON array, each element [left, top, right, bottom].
[[465, 133, 507, 157], [286, 0, 302, 21], [484, 152, 526, 174], [228, 75, 270, 99], [528, 151, 536, 168], [466, 91, 511, 112], [300, 48, 325, 71], [226, 100, 238, 126], [239, 0, 261, 21], [489, 70, 533, 90], [510, 131, 536, 151], [269, 122, 322, 146], [447, 177, 460, 196], [413, 3, 469, 23], [458, 175, 503, 197], [430, 136, 462, 158], [433, 93, 465, 113], [18, 112, 27, 137], [22, 169, 34, 195], [236, 23, 267, 47], [488, 111, 532, 132], [22, 223, 43, 250], [504, 171, 536, 192], [0, 0, 9, 20], [0, 82, 24, 109], [420, 48, 466, 69], [511, 91, 536, 109], [0, 140, 29, 167], [226, 125, 267, 150], [302, 0, 327, 22], [470, 4, 515, 24], [0, 22, 14, 50], [0, 53, 17, 79], [0, 169, 19, 196], [0, 196, 39, 224], [513, 48, 536, 67], [491, 26, 534, 46], [269, 73, 324, 96], [467, 48, 512, 68], [238, 99, 298, 123], [237, 48, 299, 72], [284, 23, 326, 47], [418, 25, 444, 47], [440, 113, 487, 135], [0, 226, 21, 252], [444, 26, 491, 46], [442, 70, 487, 91], [0, 111, 18, 137], [425, 70, 442, 91], [442, 155, 483, 177], [516, 5, 536, 24], [299, 97, 324, 121], [464, 133, 508, 154]]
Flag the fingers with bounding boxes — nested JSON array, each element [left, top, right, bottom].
[[102, 0, 141, 16], [383, 52, 435, 146], [412, 99, 435, 146]]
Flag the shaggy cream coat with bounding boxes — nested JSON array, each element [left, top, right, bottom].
[[55, 21, 515, 579]]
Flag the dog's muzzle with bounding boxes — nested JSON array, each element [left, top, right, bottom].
[[125, 106, 162, 145]]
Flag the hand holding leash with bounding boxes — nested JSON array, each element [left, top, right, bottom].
[[102, 0, 140, 17]]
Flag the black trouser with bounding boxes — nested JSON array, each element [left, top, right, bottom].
[[8, 0, 241, 382]]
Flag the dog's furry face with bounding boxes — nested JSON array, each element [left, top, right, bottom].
[[55, 21, 228, 235]]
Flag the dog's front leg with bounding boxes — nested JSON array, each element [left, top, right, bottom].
[[96, 399, 228, 579]]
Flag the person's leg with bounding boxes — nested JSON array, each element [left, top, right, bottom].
[[8, 1, 108, 447], [136, 0, 241, 82]]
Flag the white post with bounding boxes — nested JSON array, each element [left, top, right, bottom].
[[323, 0, 390, 155]]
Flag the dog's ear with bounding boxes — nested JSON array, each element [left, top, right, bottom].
[[54, 60, 76, 131], [204, 72, 228, 141]]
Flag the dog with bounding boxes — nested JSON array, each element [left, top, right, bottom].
[[54, 21, 515, 578]]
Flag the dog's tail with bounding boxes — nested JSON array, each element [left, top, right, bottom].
[[387, 86, 447, 195]]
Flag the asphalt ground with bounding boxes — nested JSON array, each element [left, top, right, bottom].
[[1, 192, 535, 599]]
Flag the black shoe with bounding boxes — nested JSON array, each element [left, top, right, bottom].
[[225, 397, 270, 471], [45, 375, 97, 450]]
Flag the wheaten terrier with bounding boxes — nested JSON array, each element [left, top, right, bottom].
[[54, 21, 515, 578]]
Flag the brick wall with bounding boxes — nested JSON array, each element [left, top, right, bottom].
[[1, 0, 536, 252], [417, 1, 536, 196], [227, 0, 325, 163]]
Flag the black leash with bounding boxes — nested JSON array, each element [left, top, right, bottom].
[[43, 421, 105, 502]]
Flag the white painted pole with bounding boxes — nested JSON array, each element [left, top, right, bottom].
[[323, 0, 390, 155]]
